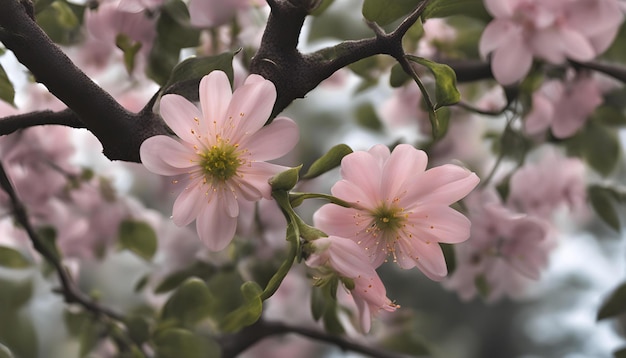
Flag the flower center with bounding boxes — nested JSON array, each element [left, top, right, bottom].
[[199, 143, 241, 182], [371, 203, 405, 234]]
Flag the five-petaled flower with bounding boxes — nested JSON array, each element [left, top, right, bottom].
[[314, 144, 479, 281], [140, 70, 299, 251]]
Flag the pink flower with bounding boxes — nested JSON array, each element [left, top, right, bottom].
[[140, 71, 299, 251], [479, 0, 624, 84], [189, 0, 266, 28], [524, 73, 603, 138], [305, 236, 397, 333], [507, 149, 587, 217], [314, 144, 479, 281], [445, 190, 552, 301]]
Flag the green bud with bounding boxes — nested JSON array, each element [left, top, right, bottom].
[[302, 144, 353, 179], [269, 165, 302, 191]]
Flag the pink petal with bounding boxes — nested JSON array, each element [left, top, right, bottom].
[[140, 136, 196, 176], [172, 180, 206, 226], [483, 0, 517, 17], [339, 151, 383, 203], [237, 161, 285, 199], [409, 205, 472, 244], [491, 40, 533, 85], [160, 94, 202, 144], [367, 144, 391, 168], [313, 204, 362, 239], [561, 28, 596, 61], [479, 20, 519, 58], [230, 176, 263, 201], [196, 197, 237, 251], [200, 71, 232, 134], [226, 78, 276, 142], [403, 165, 479, 207], [353, 295, 372, 333], [524, 92, 555, 135], [222, 186, 240, 217], [398, 237, 447, 281], [330, 179, 377, 208], [381, 144, 427, 199], [240, 117, 299, 161]]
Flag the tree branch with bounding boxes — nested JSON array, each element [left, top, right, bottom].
[[0, 0, 169, 162], [219, 319, 418, 358], [0, 160, 124, 321], [0, 108, 85, 135]]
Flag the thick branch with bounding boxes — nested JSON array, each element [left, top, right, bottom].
[[0, 108, 85, 135], [0, 0, 169, 162], [250, 0, 430, 117], [219, 319, 417, 358]]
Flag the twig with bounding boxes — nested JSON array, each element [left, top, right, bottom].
[[0, 109, 85, 136], [0, 161, 124, 321], [219, 319, 419, 358]]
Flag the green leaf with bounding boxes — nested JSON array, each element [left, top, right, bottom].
[[589, 186, 621, 232], [581, 121, 621, 176], [154, 329, 221, 358], [119, 220, 157, 261], [614, 347, 626, 358], [389, 63, 411, 88], [592, 105, 626, 127], [154, 261, 217, 294], [422, 0, 490, 21], [0, 343, 14, 358], [0, 247, 30, 269], [362, 0, 422, 26], [205, 270, 245, 323], [269, 166, 302, 191], [310, 0, 335, 16], [161, 278, 213, 328], [0, 313, 38, 358], [381, 331, 431, 356], [0, 64, 15, 107], [219, 281, 263, 332], [355, 103, 383, 131], [303, 144, 353, 179], [406, 55, 460, 109], [35, 1, 82, 45], [116, 34, 142, 75], [126, 316, 151, 345], [598, 282, 626, 320], [162, 52, 235, 100], [50, 1, 79, 28], [440, 243, 456, 275]]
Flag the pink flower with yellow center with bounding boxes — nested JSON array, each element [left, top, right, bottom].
[[314, 144, 479, 281], [140, 71, 299, 251]]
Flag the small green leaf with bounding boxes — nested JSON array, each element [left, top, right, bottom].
[[269, 166, 302, 191], [0, 247, 30, 269], [598, 282, 626, 320], [614, 347, 626, 358], [154, 329, 221, 358], [422, 0, 490, 21], [389, 63, 411, 88], [50, 1, 79, 29], [119, 220, 157, 261], [0, 64, 15, 107], [362, 0, 421, 26], [406, 55, 460, 109], [161, 278, 213, 328], [589, 185, 621, 232], [0, 343, 14, 358], [219, 282, 263, 333], [154, 261, 217, 294], [126, 316, 151, 345], [162, 52, 235, 100], [303, 144, 353, 179], [581, 121, 621, 176], [355, 103, 383, 131], [116, 34, 142, 75]]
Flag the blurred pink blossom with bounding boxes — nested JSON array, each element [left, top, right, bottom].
[[445, 190, 552, 301], [479, 0, 624, 84], [524, 73, 603, 138], [140, 71, 299, 251], [314, 144, 479, 281], [305, 236, 397, 333], [507, 149, 587, 217], [189, 0, 266, 28]]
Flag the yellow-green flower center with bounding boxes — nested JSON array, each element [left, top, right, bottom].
[[199, 144, 241, 182], [371, 203, 405, 233]]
